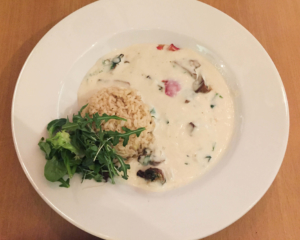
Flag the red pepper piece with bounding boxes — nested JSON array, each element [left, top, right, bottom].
[[156, 44, 165, 50], [167, 44, 180, 51]]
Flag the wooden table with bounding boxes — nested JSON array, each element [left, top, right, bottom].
[[1, 0, 299, 239]]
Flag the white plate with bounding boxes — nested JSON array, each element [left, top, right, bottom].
[[12, 0, 289, 239]]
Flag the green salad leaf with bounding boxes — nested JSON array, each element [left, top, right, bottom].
[[44, 157, 67, 182], [47, 118, 67, 137], [38, 104, 145, 187]]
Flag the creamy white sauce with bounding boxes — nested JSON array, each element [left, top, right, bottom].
[[78, 44, 234, 191]]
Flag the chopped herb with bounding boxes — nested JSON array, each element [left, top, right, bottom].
[[146, 75, 151, 79], [166, 120, 169, 124], [212, 143, 216, 151], [124, 61, 130, 63], [214, 93, 222, 98], [205, 155, 212, 162], [158, 85, 164, 91], [111, 54, 124, 70], [214, 93, 223, 99], [185, 163, 189, 165], [210, 104, 215, 108]]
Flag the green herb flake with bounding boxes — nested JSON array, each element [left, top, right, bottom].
[[215, 93, 223, 99], [212, 143, 216, 151], [185, 163, 189, 165], [205, 155, 212, 162], [110, 54, 124, 70], [210, 105, 215, 108]]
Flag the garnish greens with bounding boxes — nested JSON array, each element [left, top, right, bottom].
[[38, 104, 145, 188]]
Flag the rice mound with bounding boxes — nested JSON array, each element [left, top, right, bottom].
[[86, 87, 155, 158]]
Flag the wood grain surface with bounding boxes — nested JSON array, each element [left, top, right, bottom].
[[1, 0, 299, 239]]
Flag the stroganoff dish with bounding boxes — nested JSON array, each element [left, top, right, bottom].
[[78, 43, 234, 191]]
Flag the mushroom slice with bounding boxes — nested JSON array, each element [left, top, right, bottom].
[[189, 59, 201, 68], [172, 61, 196, 79], [137, 168, 166, 184], [193, 75, 211, 93], [138, 156, 164, 166], [138, 148, 164, 166], [143, 148, 152, 155]]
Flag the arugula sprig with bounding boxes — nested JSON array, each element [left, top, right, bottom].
[[38, 104, 145, 187]]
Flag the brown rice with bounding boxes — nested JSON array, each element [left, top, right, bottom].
[[86, 87, 155, 158]]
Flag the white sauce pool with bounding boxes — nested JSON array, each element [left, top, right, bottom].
[[78, 44, 234, 191]]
